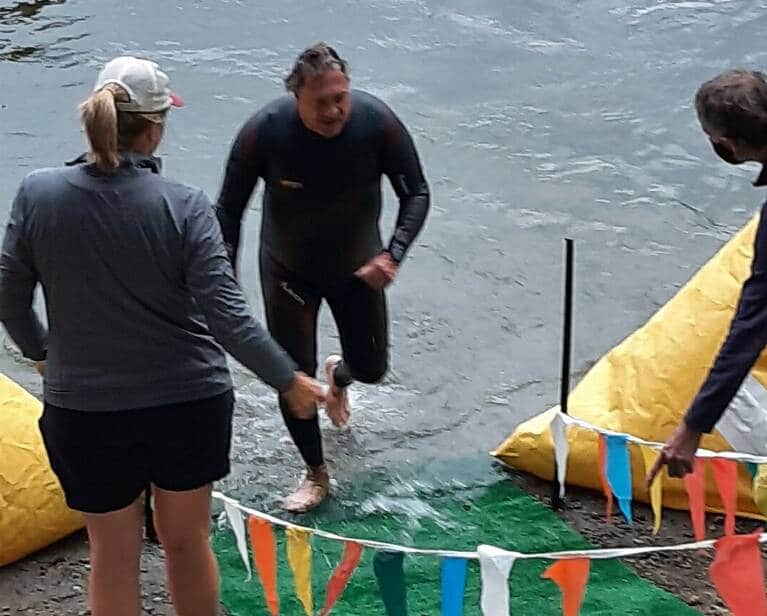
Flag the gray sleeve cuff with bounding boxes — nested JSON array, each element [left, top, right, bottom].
[[2, 313, 47, 361]]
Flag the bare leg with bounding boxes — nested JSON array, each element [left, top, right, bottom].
[[83, 498, 144, 616], [153, 484, 220, 616]]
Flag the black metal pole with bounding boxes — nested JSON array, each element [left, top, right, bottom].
[[552, 238, 574, 510], [560, 238, 574, 415]]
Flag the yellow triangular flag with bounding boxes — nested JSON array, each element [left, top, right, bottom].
[[286, 528, 313, 615], [641, 447, 663, 534]]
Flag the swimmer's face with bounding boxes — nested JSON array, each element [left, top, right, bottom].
[[296, 69, 351, 138]]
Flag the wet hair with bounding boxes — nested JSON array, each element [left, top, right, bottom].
[[284, 42, 349, 94], [79, 84, 167, 173], [695, 69, 767, 147]]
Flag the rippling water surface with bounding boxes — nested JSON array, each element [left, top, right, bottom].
[[2, 0, 766, 496]]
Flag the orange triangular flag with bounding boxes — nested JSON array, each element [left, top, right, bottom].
[[709, 531, 767, 615], [682, 457, 706, 541], [542, 559, 590, 616], [597, 435, 613, 523], [709, 459, 737, 536], [319, 542, 364, 616], [248, 516, 280, 616]]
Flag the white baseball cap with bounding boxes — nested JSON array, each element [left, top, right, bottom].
[[93, 56, 184, 113]]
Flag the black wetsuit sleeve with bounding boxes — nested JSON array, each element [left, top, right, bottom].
[[0, 181, 47, 361], [380, 108, 430, 263], [215, 114, 267, 266], [685, 203, 767, 433]]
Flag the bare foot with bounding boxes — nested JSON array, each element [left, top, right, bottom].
[[324, 355, 350, 428], [282, 466, 330, 513]]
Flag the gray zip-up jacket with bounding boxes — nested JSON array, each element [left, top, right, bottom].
[[0, 153, 296, 411]]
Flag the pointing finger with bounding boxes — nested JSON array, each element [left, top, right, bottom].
[[646, 453, 666, 488]]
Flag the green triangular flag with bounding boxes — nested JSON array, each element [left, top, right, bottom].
[[747, 462, 758, 479], [373, 551, 408, 615]]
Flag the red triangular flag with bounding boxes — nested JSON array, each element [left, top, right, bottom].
[[709, 531, 767, 615], [542, 559, 590, 616], [597, 435, 613, 523], [683, 457, 706, 541], [709, 459, 737, 536], [248, 516, 280, 616], [319, 542, 363, 616]]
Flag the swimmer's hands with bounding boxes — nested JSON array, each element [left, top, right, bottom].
[[645, 423, 701, 487], [283, 371, 327, 419], [355, 251, 398, 290]]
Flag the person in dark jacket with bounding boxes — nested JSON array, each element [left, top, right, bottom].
[[648, 69, 767, 486], [0, 56, 325, 616], [216, 42, 430, 512]]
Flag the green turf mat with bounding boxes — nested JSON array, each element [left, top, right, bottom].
[[214, 479, 697, 615]]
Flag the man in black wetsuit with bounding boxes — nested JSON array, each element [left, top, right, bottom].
[[215, 42, 430, 512]]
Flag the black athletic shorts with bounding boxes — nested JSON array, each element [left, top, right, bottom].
[[39, 389, 234, 514]]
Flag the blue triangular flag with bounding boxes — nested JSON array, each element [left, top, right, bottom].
[[441, 558, 468, 616], [605, 434, 633, 523]]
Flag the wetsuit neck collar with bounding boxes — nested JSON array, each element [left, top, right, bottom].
[[295, 116, 349, 142]]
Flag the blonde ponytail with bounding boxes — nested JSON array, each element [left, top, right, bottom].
[[79, 84, 121, 173]]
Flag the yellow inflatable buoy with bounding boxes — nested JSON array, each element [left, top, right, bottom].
[[0, 373, 83, 566], [495, 213, 767, 519]]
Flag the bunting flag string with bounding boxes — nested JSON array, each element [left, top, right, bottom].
[[214, 491, 476, 559], [214, 408, 767, 616], [556, 411, 767, 463], [216, 493, 767, 616], [549, 412, 749, 537], [214, 491, 767, 562]]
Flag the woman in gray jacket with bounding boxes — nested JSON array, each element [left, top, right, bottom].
[[0, 56, 324, 616]]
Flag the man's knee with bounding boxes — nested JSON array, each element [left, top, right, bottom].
[[351, 358, 388, 384]]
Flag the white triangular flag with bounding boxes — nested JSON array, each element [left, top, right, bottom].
[[551, 412, 569, 498], [224, 501, 252, 581], [478, 544, 516, 615]]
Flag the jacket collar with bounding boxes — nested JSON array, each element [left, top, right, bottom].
[[66, 151, 162, 174]]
